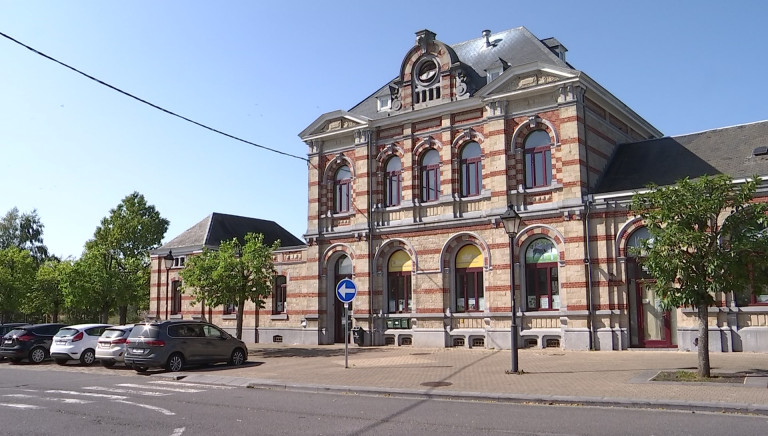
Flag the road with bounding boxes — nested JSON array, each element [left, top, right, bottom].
[[1, 361, 767, 435]]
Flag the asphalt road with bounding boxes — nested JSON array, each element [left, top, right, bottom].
[[1, 361, 767, 435]]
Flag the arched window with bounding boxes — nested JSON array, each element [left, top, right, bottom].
[[384, 157, 401, 207], [524, 239, 559, 311], [420, 149, 440, 202], [460, 142, 482, 197], [334, 165, 351, 213], [387, 251, 412, 313], [524, 130, 552, 188], [455, 245, 484, 312]]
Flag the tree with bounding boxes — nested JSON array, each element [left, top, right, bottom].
[[0, 207, 49, 263], [632, 175, 768, 377], [0, 247, 36, 323], [25, 259, 71, 322], [86, 192, 169, 324], [180, 233, 280, 339]]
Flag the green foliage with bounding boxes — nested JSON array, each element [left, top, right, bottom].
[[0, 207, 49, 263], [632, 175, 768, 309], [180, 233, 279, 339], [24, 259, 71, 321], [82, 192, 168, 323], [0, 247, 36, 322]]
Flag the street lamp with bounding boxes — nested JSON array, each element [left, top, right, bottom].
[[500, 205, 522, 373], [163, 250, 174, 320]]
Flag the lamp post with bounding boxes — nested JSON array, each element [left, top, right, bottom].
[[163, 250, 174, 320], [500, 205, 522, 373]]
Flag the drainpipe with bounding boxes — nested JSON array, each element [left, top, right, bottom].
[[367, 128, 376, 346], [580, 87, 595, 350]]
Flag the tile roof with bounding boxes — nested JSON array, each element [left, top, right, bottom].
[[596, 120, 768, 193], [155, 212, 305, 254]]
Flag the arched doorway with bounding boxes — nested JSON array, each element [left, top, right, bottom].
[[333, 256, 353, 343], [626, 227, 675, 348]]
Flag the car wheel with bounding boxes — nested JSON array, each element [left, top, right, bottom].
[[229, 348, 246, 366], [80, 349, 96, 366], [54, 358, 69, 365], [134, 366, 148, 373], [29, 347, 46, 364], [101, 360, 116, 368], [165, 353, 184, 372]]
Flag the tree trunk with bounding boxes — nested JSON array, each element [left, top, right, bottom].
[[118, 305, 127, 325], [235, 299, 245, 340], [52, 302, 59, 323], [697, 303, 711, 378]]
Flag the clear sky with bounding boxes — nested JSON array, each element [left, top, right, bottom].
[[1, 1, 766, 260]]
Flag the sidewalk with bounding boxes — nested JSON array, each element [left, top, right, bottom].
[[161, 344, 768, 414]]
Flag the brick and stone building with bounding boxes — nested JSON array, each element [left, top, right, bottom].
[[151, 27, 768, 352]]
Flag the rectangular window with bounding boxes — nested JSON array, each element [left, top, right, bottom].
[[455, 269, 484, 312], [273, 275, 287, 314], [173, 256, 185, 267], [386, 171, 401, 207], [335, 180, 350, 213], [525, 264, 559, 310], [170, 280, 182, 315], [223, 302, 237, 315], [377, 95, 392, 111], [486, 67, 502, 83], [461, 158, 481, 197], [525, 148, 552, 188], [422, 166, 439, 202], [387, 273, 412, 313]]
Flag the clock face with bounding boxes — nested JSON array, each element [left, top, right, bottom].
[[416, 59, 438, 85]]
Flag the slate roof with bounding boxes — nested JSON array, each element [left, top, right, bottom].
[[595, 120, 768, 193], [348, 27, 571, 120], [154, 213, 305, 254]]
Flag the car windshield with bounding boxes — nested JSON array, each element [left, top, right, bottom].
[[101, 329, 128, 339], [55, 328, 79, 337], [128, 324, 159, 339]]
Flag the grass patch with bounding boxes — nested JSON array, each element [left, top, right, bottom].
[[652, 370, 745, 384]]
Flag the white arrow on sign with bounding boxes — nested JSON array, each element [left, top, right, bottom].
[[336, 279, 357, 303]]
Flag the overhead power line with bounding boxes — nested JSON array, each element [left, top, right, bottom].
[[0, 31, 309, 164]]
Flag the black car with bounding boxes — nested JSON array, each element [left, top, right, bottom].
[[0, 323, 28, 361], [124, 320, 247, 372], [0, 323, 66, 363]]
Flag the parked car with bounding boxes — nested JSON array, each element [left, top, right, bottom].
[[0, 323, 29, 361], [50, 324, 112, 365], [124, 320, 247, 372], [95, 324, 134, 367], [0, 323, 66, 363]]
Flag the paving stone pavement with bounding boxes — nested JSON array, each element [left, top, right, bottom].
[[163, 344, 768, 414]]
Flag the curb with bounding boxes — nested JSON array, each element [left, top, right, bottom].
[[157, 373, 768, 416]]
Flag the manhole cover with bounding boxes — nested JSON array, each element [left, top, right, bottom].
[[420, 381, 452, 387]]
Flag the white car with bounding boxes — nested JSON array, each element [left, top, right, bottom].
[[95, 324, 134, 367], [50, 324, 112, 365]]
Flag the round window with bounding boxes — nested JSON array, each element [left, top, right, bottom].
[[415, 59, 438, 86]]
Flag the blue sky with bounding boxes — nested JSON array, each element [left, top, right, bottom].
[[1, 1, 766, 259]]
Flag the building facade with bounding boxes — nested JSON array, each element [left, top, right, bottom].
[[152, 27, 768, 352]]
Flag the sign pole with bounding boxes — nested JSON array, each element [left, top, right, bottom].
[[344, 302, 349, 369]]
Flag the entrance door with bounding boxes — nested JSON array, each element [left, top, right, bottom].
[[635, 281, 672, 347]]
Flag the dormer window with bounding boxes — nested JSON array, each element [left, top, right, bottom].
[[413, 57, 441, 105], [486, 67, 503, 84], [377, 95, 392, 112]]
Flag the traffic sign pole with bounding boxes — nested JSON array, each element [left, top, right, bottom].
[[344, 303, 349, 368]]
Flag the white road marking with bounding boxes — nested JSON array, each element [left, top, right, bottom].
[[149, 380, 235, 390], [113, 399, 175, 416], [3, 394, 92, 404], [45, 390, 127, 400], [116, 383, 203, 393], [170, 427, 186, 436], [0, 403, 42, 409], [82, 386, 171, 397]]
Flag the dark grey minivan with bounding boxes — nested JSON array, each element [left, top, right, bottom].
[[124, 320, 247, 372]]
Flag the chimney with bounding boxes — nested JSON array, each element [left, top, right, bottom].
[[482, 29, 492, 47]]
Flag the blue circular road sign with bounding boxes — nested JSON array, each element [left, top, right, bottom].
[[336, 279, 357, 303]]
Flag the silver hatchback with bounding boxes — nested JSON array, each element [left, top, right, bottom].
[[95, 325, 134, 367]]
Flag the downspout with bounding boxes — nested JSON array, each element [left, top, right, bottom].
[[580, 87, 596, 350], [367, 128, 376, 346], [155, 256, 161, 320]]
